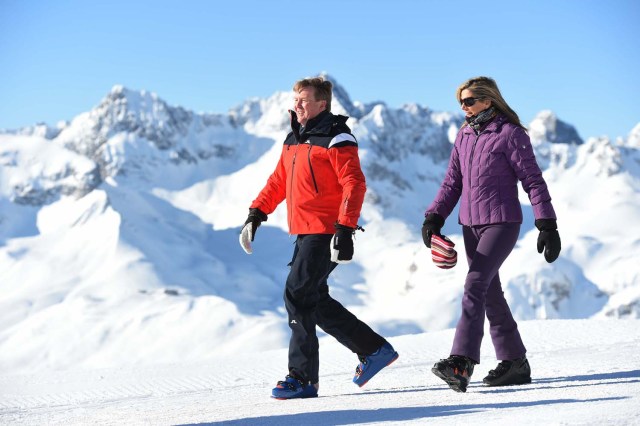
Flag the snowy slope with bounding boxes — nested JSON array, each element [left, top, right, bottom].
[[1, 76, 639, 376], [1, 320, 639, 425]]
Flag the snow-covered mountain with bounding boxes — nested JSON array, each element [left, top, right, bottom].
[[1, 75, 639, 374]]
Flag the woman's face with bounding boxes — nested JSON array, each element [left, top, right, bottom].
[[460, 89, 492, 117]]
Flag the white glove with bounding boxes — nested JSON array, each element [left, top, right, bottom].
[[239, 223, 253, 254]]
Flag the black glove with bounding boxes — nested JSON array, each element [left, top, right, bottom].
[[535, 219, 561, 263], [422, 213, 445, 248], [243, 208, 268, 241], [331, 223, 355, 263]]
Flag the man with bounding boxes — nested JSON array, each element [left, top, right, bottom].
[[240, 76, 398, 400]]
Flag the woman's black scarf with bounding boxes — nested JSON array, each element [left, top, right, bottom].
[[466, 106, 496, 133]]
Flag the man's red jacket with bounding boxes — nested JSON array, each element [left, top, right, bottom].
[[251, 110, 366, 234]]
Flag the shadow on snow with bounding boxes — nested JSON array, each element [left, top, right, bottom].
[[181, 370, 638, 425]]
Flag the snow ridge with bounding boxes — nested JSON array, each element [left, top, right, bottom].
[[0, 76, 639, 375]]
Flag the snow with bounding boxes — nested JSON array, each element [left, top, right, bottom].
[[1, 319, 639, 425], [0, 134, 97, 202], [1, 80, 640, 424]]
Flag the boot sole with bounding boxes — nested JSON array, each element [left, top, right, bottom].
[[271, 394, 318, 400], [483, 376, 531, 387]]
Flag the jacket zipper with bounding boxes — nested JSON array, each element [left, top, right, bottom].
[[288, 144, 299, 232], [467, 130, 485, 226]]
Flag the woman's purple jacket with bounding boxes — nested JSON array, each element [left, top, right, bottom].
[[426, 114, 556, 226]]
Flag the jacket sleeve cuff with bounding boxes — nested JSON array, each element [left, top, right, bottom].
[[535, 218, 557, 231]]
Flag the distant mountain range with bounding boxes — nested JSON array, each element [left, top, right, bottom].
[[1, 75, 638, 373]]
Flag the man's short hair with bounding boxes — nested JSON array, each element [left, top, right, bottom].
[[293, 77, 332, 112]]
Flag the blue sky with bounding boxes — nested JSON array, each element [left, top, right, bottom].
[[1, 0, 638, 139]]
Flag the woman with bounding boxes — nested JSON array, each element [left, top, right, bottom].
[[422, 76, 561, 393]]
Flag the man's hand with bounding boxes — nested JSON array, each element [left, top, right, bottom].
[[239, 208, 268, 254], [331, 223, 355, 264]]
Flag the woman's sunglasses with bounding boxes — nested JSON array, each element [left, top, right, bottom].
[[460, 97, 481, 107]]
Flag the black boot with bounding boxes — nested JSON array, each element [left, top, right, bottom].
[[432, 355, 475, 393], [483, 356, 531, 386]]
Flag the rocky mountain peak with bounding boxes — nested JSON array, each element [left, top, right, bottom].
[[91, 85, 193, 148], [319, 72, 361, 118], [529, 110, 584, 145], [627, 123, 640, 148]]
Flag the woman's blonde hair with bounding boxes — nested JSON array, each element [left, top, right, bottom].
[[457, 76, 526, 130]]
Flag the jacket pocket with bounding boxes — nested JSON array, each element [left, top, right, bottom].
[[307, 146, 319, 193]]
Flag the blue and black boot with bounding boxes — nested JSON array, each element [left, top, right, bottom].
[[353, 342, 399, 387], [271, 375, 319, 400]]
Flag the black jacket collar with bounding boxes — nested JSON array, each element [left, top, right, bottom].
[[289, 110, 349, 142]]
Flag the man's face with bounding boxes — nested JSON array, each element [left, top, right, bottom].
[[293, 88, 326, 126]]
